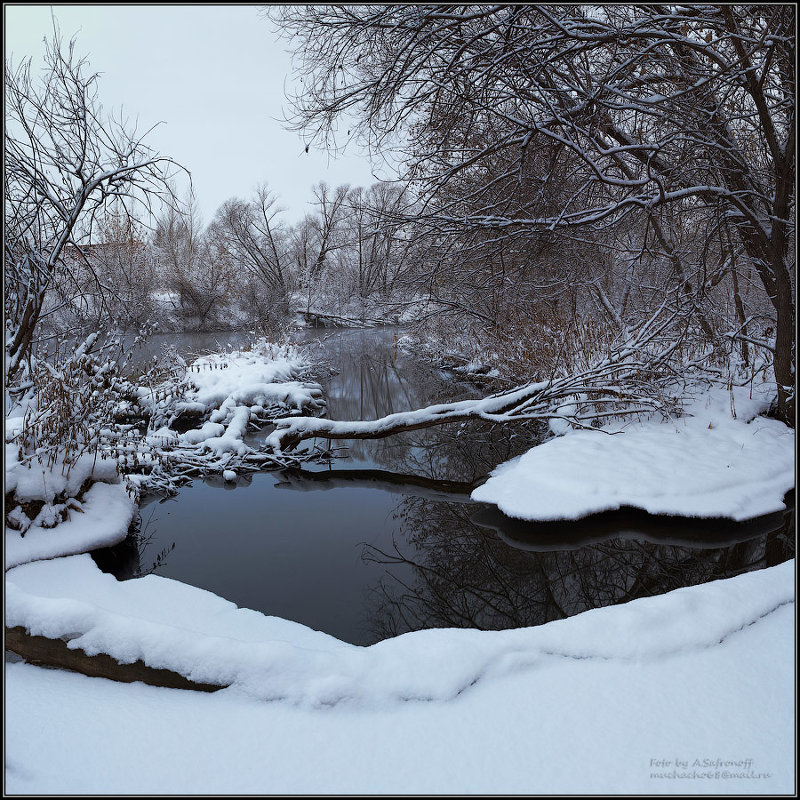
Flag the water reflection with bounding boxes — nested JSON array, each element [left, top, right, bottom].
[[90, 504, 175, 580], [282, 328, 544, 478], [472, 497, 796, 550], [95, 473, 794, 647], [126, 330, 254, 368], [275, 465, 478, 503], [361, 494, 795, 643]]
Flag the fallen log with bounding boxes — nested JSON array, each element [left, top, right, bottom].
[[266, 382, 552, 451], [5, 626, 227, 693], [268, 300, 693, 453], [298, 310, 383, 328]]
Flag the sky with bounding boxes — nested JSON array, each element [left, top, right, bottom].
[[4, 4, 391, 224]]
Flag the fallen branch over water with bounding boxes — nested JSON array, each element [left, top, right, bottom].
[[267, 303, 696, 452]]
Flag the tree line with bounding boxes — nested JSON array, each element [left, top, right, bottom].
[[6, 7, 795, 428], [271, 4, 795, 423], [39, 180, 416, 340], [149, 179, 413, 335]]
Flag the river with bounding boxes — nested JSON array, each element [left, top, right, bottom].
[[92, 326, 795, 646]]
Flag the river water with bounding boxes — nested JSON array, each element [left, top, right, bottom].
[[94, 326, 795, 646]]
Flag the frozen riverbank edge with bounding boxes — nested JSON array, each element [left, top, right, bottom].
[[5, 556, 795, 793]]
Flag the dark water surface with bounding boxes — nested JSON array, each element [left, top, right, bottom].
[[94, 327, 795, 646]]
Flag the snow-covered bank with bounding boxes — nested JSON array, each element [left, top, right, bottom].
[[4, 482, 135, 571], [4, 338, 326, 571], [4, 434, 137, 571], [10, 550, 793, 705], [5, 559, 795, 794], [142, 339, 324, 461], [473, 384, 795, 522]]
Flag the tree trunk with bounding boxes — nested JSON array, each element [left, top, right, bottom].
[[773, 272, 796, 425]]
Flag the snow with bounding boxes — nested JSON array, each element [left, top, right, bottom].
[[182, 342, 320, 412], [4, 482, 135, 570], [473, 384, 795, 521], [4, 443, 120, 502], [143, 339, 325, 458], [4, 343, 796, 793], [5, 557, 795, 793], [4, 440, 136, 570]]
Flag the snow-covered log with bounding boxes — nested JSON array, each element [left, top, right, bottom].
[[267, 301, 696, 452], [5, 626, 225, 692], [297, 310, 384, 328]]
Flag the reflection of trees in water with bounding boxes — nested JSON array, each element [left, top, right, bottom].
[[362, 496, 795, 644], [90, 503, 177, 580], [303, 327, 544, 479], [390, 420, 545, 484], [92, 328, 795, 646]]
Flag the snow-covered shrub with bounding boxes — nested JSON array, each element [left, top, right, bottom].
[[4, 331, 175, 530], [13, 334, 138, 472], [4, 332, 153, 538]]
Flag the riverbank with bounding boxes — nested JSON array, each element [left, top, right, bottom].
[[5, 333, 795, 794], [473, 382, 795, 522], [6, 557, 794, 793]]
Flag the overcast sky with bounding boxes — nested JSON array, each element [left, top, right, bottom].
[[4, 4, 390, 224]]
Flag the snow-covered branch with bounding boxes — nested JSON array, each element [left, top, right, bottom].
[[266, 301, 695, 452], [5, 27, 184, 384]]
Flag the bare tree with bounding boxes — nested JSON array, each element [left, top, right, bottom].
[[341, 182, 413, 303], [309, 181, 350, 280], [4, 28, 181, 386], [272, 4, 795, 422], [153, 188, 205, 320], [90, 209, 160, 328], [206, 184, 292, 332], [291, 181, 351, 314]]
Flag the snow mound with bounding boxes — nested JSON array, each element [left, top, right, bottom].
[[5, 482, 136, 570], [143, 340, 325, 456], [473, 385, 795, 521]]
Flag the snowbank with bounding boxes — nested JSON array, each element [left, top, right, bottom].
[[5, 557, 795, 794], [185, 343, 320, 412], [4, 438, 120, 502], [5, 482, 135, 571], [5, 552, 794, 708], [5, 442, 136, 570], [473, 384, 795, 521]]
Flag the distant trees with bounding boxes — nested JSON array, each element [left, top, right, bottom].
[[92, 210, 160, 328], [153, 190, 226, 329], [146, 178, 413, 333], [205, 185, 292, 335], [291, 182, 350, 313], [341, 182, 412, 303], [4, 29, 180, 386], [290, 180, 413, 318], [272, 4, 796, 422]]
